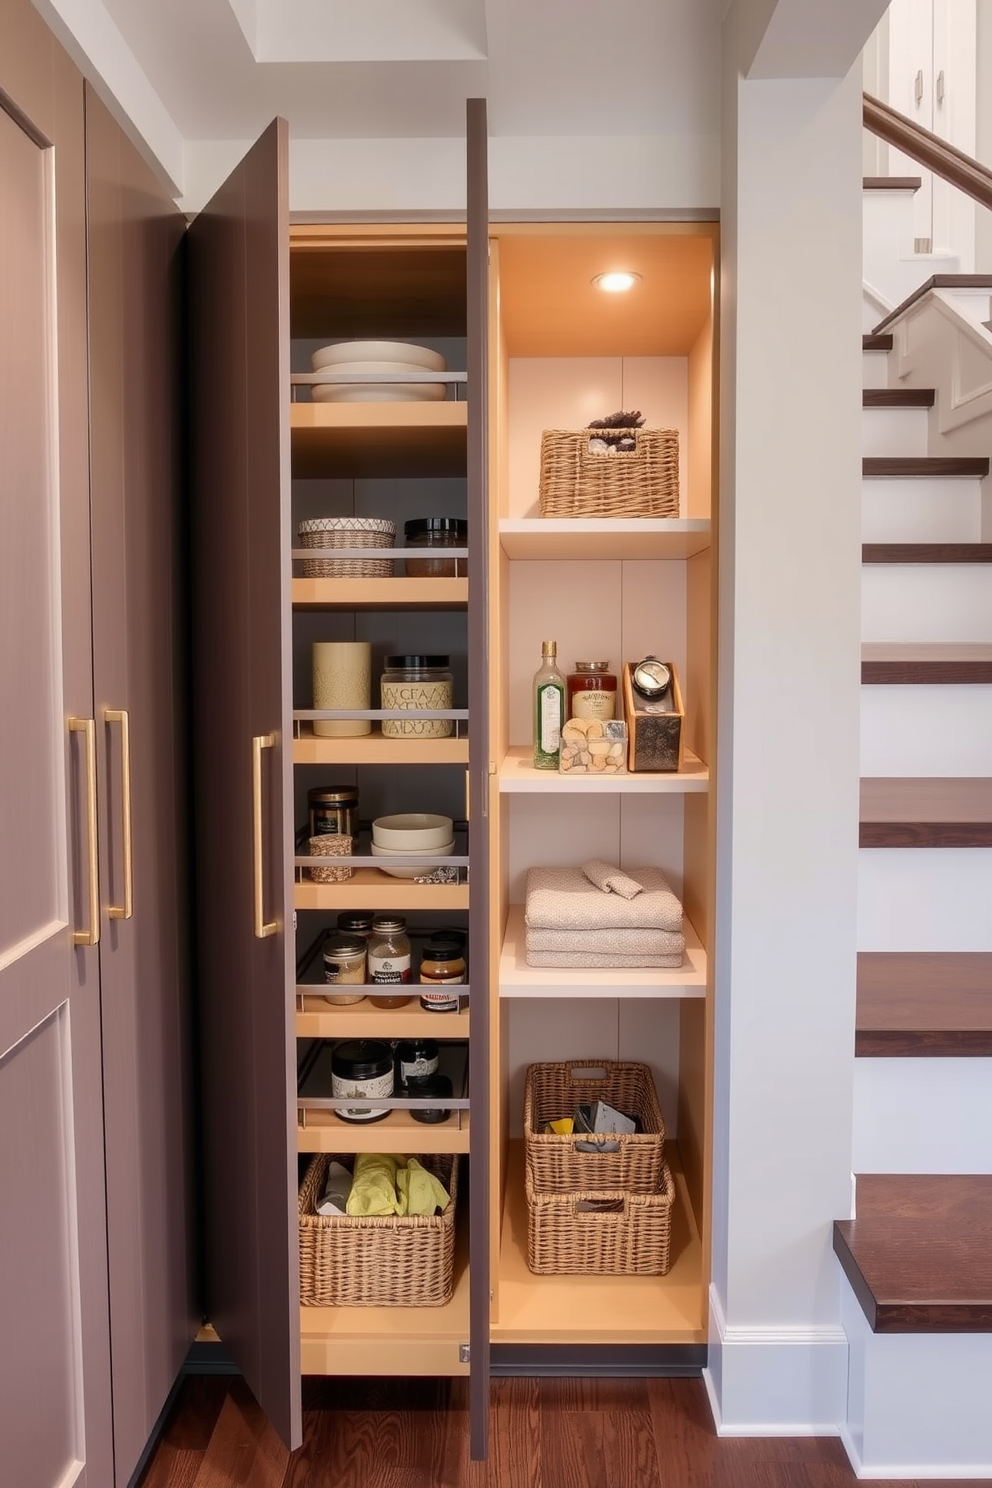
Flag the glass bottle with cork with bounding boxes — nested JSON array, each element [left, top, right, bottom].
[[533, 640, 565, 770]]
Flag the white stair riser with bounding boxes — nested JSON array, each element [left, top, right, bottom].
[[858, 849, 992, 951], [861, 685, 992, 777], [861, 406, 929, 458], [862, 565, 992, 643], [853, 1059, 992, 1174], [862, 350, 890, 390], [862, 477, 983, 543]]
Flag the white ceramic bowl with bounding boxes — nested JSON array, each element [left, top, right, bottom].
[[369, 839, 455, 879], [311, 340, 446, 372], [371, 813, 454, 850], [311, 382, 446, 404], [309, 360, 441, 381]]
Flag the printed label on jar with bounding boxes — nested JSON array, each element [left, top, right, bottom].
[[368, 952, 412, 984], [539, 684, 562, 751], [400, 1053, 439, 1083], [331, 1067, 393, 1121], [420, 989, 461, 1011], [571, 689, 616, 721]]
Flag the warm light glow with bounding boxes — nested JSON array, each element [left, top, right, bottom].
[[592, 271, 642, 293]]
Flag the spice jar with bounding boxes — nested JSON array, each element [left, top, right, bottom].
[[566, 661, 617, 722], [396, 1038, 439, 1086], [330, 1039, 394, 1123], [367, 914, 413, 1008], [380, 656, 454, 739], [419, 936, 467, 1012], [322, 935, 367, 1005], [404, 518, 468, 578], [308, 785, 359, 840], [337, 910, 374, 940]]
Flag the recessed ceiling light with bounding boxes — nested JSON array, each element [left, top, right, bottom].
[[592, 271, 642, 293]]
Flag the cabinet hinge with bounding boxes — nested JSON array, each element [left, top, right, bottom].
[[459, 1343, 471, 1364]]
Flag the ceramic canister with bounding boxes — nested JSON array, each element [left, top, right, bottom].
[[312, 640, 372, 737]]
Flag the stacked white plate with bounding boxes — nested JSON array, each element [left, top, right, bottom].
[[370, 813, 455, 879], [310, 340, 447, 403]]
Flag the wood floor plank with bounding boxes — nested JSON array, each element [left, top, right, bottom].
[[190, 1385, 290, 1488], [862, 642, 992, 685], [856, 951, 992, 1056], [860, 777, 992, 847]]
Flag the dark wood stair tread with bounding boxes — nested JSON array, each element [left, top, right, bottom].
[[860, 777, 992, 846], [862, 642, 992, 684], [863, 543, 992, 564], [834, 1175, 992, 1332], [863, 176, 923, 192], [863, 333, 893, 351], [857, 952, 992, 1056], [863, 456, 990, 478], [862, 387, 935, 407], [873, 275, 992, 335]]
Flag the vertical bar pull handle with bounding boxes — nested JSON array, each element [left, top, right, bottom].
[[69, 717, 100, 947], [936, 69, 945, 106], [915, 68, 925, 106], [105, 708, 134, 920], [252, 733, 278, 939]]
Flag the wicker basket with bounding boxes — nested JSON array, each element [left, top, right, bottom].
[[538, 428, 679, 518], [526, 1160, 675, 1275], [298, 517, 396, 578], [524, 1060, 666, 1194], [299, 1153, 458, 1307]]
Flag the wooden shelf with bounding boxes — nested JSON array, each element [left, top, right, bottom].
[[292, 576, 467, 610], [300, 1235, 470, 1376], [291, 402, 467, 478], [295, 869, 469, 912], [499, 745, 708, 793], [491, 1141, 705, 1344], [498, 905, 706, 1000], [499, 518, 711, 562], [293, 726, 469, 766], [297, 1107, 470, 1155], [296, 994, 469, 1040]]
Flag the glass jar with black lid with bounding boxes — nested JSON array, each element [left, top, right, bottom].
[[404, 517, 467, 578]]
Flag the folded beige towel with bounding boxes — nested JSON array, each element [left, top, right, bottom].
[[582, 859, 644, 899], [525, 948, 684, 969], [526, 926, 684, 957], [525, 866, 683, 933]]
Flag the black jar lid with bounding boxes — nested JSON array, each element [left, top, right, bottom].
[[397, 1038, 439, 1062], [404, 517, 468, 539], [408, 1073, 453, 1123], [330, 1039, 392, 1079], [384, 655, 450, 669], [337, 911, 374, 934], [422, 937, 465, 962], [308, 785, 359, 803]]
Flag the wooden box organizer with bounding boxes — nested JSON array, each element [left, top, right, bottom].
[[298, 1152, 459, 1307], [537, 428, 680, 518], [622, 660, 685, 773], [523, 1060, 666, 1194], [526, 1160, 675, 1276]]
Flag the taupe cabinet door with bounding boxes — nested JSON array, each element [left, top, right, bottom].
[[85, 86, 196, 1485], [0, 7, 112, 1486], [188, 119, 300, 1448]]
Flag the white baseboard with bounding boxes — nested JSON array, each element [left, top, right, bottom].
[[841, 1422, 992, 1480]]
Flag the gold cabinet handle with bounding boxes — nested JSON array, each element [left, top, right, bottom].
[[252, 733, 278, 939], [69, 717, 100, 947], [105, 708, 133, 920]]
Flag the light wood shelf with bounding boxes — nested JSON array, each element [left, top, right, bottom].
[[499, 518, 711, 562], [297, 1107, 471, 1155], [499, 745, 708, 793], [499, 905, 706, 1000], [295, 869, 469, 912], [293, 726, 469, 766], [491, 1140, 705, 1344], [291, 401, 467, 479], [296, 994, 469, 1040], [292, 576, 467, 610]]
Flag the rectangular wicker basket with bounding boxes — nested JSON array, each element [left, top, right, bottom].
[[524, 1060, 666, 1195], [298, 1152, 458, 1307], [526, 1160, 675, 1276], [538, 428, 679, 518]]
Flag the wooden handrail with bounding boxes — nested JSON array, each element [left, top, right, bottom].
[[864, 92, 992, 213]]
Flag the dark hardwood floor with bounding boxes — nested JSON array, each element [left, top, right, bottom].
[[137, 1373, 976, 1487]]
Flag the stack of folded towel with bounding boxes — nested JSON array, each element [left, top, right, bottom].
[[525, 859, 685, 968]]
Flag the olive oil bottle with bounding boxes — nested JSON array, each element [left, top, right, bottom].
[[533, 640, 566, 770]]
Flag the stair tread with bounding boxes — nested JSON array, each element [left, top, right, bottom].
[[860, 777, 992, 847], [863, 456, 990, 478], [862, 642, 992, 685], [862, 176, 923, 192], [863, 333, 893, 351], [863, 543, 992, 564], [856, 952, 992, 1056], [862, 388, 935, 407], [834, 1175, 992, 1332]]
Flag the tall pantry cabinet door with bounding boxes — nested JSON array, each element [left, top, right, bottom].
[[0, 5, 113, 1485], [84, 86, 197, 1485], [188, 119, 301, 1449]]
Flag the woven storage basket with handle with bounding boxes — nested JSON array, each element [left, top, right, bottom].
[[526, 1160, 675, 1275], [524, 1060, 666, 1194], [538, 428, 679, 518], [298, 1152, 458, 1307]]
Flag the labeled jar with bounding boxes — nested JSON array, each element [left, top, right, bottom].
[[308, 785, 359, 840], [567, 661, 617, 722], [419, 936, 467, 1012], [404, 518, 468, 578], [396, 1038, 439, 1086], [380, 655, 453, 739], [322, 935, 367, 1005], [368, 915, 413, 1008], [330, 1039, 394, 1123]]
